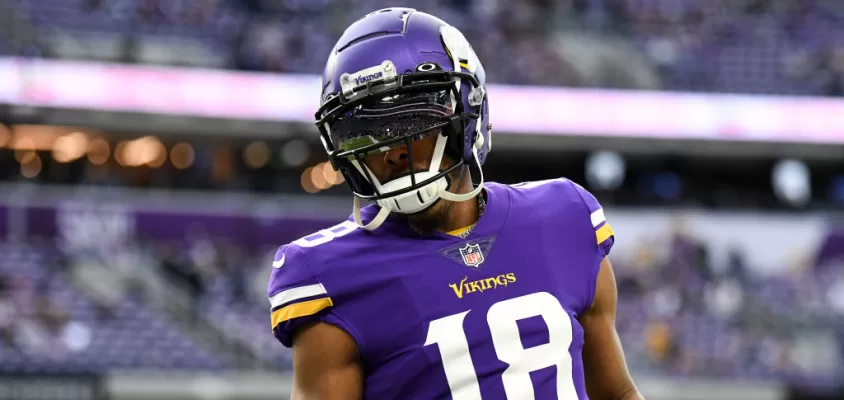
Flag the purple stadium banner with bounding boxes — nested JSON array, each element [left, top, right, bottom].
[[7, 204, 336, 251], [1, 185, 841, 274]]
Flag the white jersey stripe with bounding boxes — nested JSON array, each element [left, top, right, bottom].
[[269, 283, 328, 309], [590, 209, 606, 227]]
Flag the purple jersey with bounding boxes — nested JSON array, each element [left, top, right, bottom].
[[268, 178, 615, 399]]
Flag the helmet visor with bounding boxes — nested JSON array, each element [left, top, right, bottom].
[[329, 89, 455, 158]]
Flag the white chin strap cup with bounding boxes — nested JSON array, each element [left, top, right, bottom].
[[375, 170, 449, 214], [352, 133, 486, 231]]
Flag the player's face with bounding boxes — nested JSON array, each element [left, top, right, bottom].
[[362, 132, 461, 229], [361, 132, 449, 184]]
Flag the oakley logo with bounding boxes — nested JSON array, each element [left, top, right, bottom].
[[354, 71, 383, 86]]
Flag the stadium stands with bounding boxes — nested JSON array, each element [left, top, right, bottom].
[[0, 240, 229, 373], [1, 200, 842, 388], [4, 0, 844, 95]]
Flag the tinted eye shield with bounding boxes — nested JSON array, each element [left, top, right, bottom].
[[330, 115, 459, 160], [317, 72, 477, 143], [330, 115, 466, 200], [329, 96, 453, 156], [318, 72, 476, 160]]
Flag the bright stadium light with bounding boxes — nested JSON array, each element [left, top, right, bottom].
[[244, 141, 270, 169], [311, 164, 330, 190], [120, 136, 164, 167], [14, 137, 36, 163], [585, 151, 625, 191], [772, 158, 811, 207], [281, 139, 310, 167], [147, 140, 168, 168], [87, 138, 111, 165], [52, 132, 89, 163], [170, 142, 195, 169], [20, 152, 42, 178], [321, 162, 335, 185], [301, 167, 319, 193], [15, 149, 36, 164], [0, 124, 10, 148]]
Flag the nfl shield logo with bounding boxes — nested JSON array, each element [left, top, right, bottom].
[[459, 243, 485, 267]]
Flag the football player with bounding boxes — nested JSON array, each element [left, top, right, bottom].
[[268, 8, 644, 400]]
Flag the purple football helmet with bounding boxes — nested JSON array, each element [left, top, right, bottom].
[[314, 8, 492, 230]]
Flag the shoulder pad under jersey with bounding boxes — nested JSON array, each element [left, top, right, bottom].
[[267, 220, 361, 347]]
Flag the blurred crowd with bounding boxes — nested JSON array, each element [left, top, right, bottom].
[[0, 237, 234, 372], [0, 243, 104, 362], [153, 232, 268, 314], [614, 229, 844, 387], [0, 212, 841, 387], [3, 0, 843, 95], [88, 219, 844, 384]]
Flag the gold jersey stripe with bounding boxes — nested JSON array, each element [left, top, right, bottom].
[[446, 224, 475, 237], [271, 297, 334, 328], [596, 223, 615, 245]]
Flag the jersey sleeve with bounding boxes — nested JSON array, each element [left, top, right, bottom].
[[267, 244, 336, 347], [569, 180, 615, 259], [566, 180, 615, 312]]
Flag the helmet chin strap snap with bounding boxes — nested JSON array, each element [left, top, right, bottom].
[[352, 134, 486, 231], [353, 196, 391, 231]]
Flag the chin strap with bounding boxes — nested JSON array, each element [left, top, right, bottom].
[[353, 196, 391, 231], [439, 145, 484, 202]]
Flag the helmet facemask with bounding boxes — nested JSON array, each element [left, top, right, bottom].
[[316, 67, 486, 231]]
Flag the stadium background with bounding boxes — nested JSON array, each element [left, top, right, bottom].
[[0, 0, 843, 399]]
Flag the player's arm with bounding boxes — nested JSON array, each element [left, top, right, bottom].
[[565, 180, 643, 399], [268, 245, 364, 400], [579, 257, 644, 400], [290, 322, 364, 400]]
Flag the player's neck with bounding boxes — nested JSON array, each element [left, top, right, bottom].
[[439, 191, 480, 233], [434, 174, 480, 233], [405, 168, 479, 235]]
